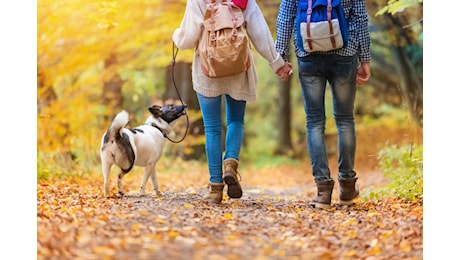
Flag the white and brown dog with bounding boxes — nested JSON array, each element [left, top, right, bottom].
[[100, 104, 187, 198]]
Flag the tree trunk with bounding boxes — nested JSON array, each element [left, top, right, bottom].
[[101, 53, 124, 118], [384, 13, 423, 126], [37, 66, 57, 114], [37, 66, 73, 160], [165, 61, 199, 108], [275, 76, 293, 155], [390, 45, 423, 125]]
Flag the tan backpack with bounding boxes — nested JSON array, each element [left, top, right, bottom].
[[198, 0, 251, 78]]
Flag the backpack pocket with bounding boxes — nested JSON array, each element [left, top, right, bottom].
[[300, 18, 343, 52]]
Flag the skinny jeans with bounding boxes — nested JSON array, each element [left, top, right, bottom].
[[297, 54, 358, 181], [196, 93, 246, 184]]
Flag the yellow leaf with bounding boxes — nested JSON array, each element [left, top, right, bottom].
[[344, 250, 357, 257], [169, 230, 179, 239], [225, 235, 238, 241], [99, 215, 109, 222], [347, 230, 357, 238], [400, 240, 411, 252], [368, 245, 381, 256], [131, 223, 139, 231], [381, 230, 395, 239], [183, 203, 194, 209], [345, 218, 356, 225], [153, 217, 167, 224], [367, 211, 380, 217], [93, 246, 115, 255], [223, 213, 233, 220]]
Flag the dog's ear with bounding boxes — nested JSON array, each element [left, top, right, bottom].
[[148, 105, 162, 118]]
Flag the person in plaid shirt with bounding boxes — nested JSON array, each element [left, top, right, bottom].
[[275, 0, 371, 209]]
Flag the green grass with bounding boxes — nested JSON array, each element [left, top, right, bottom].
[[362, 143, 423, 201]]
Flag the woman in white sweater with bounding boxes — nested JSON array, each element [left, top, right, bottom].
[[173, 0, 292, 203]]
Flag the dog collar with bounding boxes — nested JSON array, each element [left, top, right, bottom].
[[147, 122, 168, 138]]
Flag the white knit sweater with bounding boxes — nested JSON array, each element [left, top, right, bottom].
[[172, 0, 285, 102]]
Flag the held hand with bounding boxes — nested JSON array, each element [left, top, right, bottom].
[[356, 62, 371, 85], [277, 62, 293, 81]]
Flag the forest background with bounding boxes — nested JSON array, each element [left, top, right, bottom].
[[1, 0, 458, 259], [36, 0, 424, 171]]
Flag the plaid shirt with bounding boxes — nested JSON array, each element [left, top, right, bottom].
[[275, 0, 371, 63]]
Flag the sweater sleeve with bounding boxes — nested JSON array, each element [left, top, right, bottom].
[[244, 1, 285, 73], [172, 0, 204, 50]]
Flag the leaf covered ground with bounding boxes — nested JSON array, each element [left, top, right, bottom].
[[37, 124, 423, 259], [38, 163, 422, 260]]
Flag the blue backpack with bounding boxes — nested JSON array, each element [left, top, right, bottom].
[[296, 0, 348, 52]]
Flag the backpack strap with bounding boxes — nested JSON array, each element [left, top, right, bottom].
[[306, 0, 313, 50], [227, 1, 238, 40], [205, 0, 217, 45], [326, 0, 336, 48], [205, 0, 239, 43], [306, 0, 337, 50]]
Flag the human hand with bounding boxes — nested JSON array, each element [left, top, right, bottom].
[[356, 62, 371, 85], [277, 61, 293, 81]]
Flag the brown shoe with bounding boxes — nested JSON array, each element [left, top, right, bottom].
[[203, 183, 225, 203], [338, 178, 359, 205], [223, 158, 242, 198], [309, 179, 334, 209]]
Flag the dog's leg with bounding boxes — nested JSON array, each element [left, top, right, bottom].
[[149, 163, 162, 196], [102, 160, 112, 198], [117, 171, 127, 196], [139, 166, 152, 196]]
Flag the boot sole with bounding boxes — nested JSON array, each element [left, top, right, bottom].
[[339, 193, 359, 206], [338, 200, 354, 205], [224, 174, 242, 198], [339, 198, 358, 205], [339, 192, 360, 205], [309, 201, 332, 209]]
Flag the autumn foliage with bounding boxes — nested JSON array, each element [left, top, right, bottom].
[[37, 123, 423, 259], [38, 159, 423, 259], [37, 0, 423, 259]]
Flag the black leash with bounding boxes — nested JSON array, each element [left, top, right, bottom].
[[164, 43, 189, 143]]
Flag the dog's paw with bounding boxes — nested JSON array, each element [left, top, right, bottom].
[[127, 192, 145, 197]]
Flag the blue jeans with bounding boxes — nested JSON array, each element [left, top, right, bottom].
[[196, 93, 246, 183], [298, 54, 358, 181]]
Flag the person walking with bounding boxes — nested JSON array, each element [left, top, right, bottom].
[[275, 0, 371, 209], [173, 0, 292, 203]]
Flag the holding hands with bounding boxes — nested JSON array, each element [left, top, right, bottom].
[[277, 61, 293, 81]]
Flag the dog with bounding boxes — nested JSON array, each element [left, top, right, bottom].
[[100, 104, 187, 198]]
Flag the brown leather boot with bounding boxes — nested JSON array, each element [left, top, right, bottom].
[[339, 178, 360, 205], [203, 183, 225, 203], [223, 158, 242, 198], [309, 179, 334, 209]]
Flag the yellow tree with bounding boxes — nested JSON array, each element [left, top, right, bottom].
[[37, 0, 190, 161]]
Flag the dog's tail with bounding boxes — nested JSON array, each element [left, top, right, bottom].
[[101, 110, 135, 173], [102, 110, 129, 148], [111, 110, 129, 135]]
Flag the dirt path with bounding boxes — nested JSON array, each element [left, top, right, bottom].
[[37, 124, 423, 259], [37, 164, 422, 260]]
